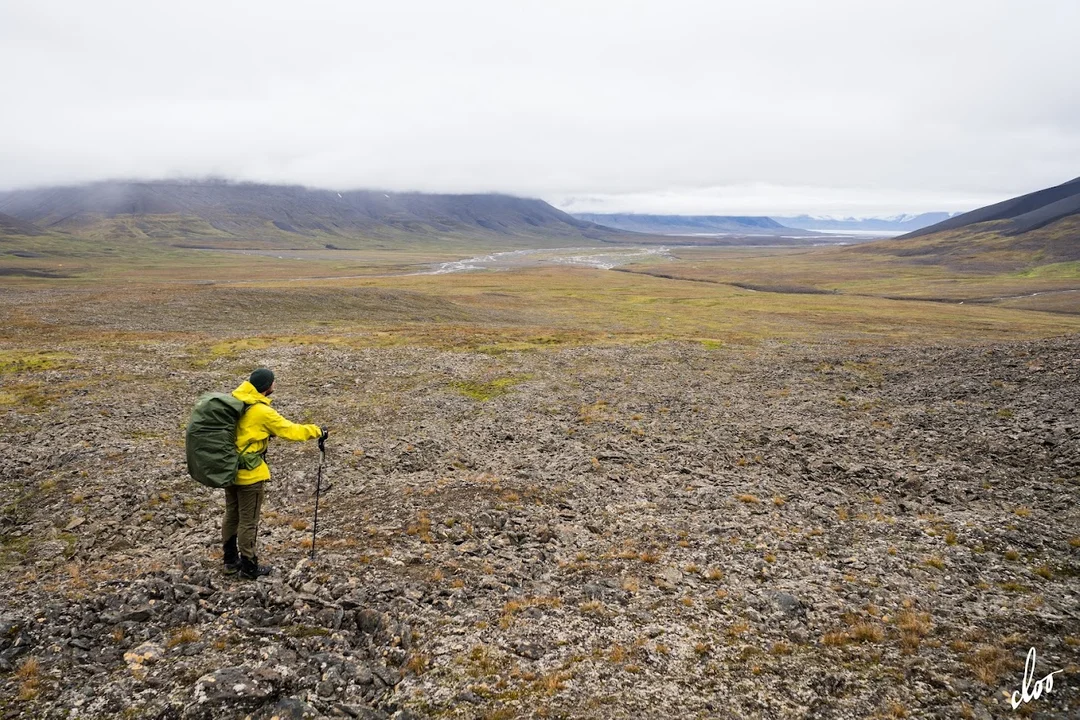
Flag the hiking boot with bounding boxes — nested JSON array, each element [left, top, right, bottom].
[[239, 555, 272, 580], [223, 535, 240, 575]]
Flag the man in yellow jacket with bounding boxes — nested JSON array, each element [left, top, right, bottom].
[[223, 367, 326, 580]]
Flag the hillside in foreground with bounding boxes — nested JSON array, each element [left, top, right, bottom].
[[0, 330, 1076, 719]]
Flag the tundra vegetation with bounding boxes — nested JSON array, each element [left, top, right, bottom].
[[0, 235, 1078, 719]]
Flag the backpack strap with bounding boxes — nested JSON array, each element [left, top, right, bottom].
[[235, 401, 263, 470]]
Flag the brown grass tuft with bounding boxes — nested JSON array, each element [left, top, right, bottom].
[[15, 657, 40, 701], [726, 621, 750, 639], [406, 653, 430, 674], [532, 670, 570, 696], [966, 645, 1013, 685], [886, 701, 909, 718], [896, 609, 933, 653], [608, 645, 628, 663], [579, 600, 604, 615], [15, 657, 39, 681], [166, 626, 200, 648], [849, 622, 884, 644], [822, 631, 849, 646]]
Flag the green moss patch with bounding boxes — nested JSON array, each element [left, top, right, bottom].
[[451, 375, 532, 401], [0, 350, 73, 375]]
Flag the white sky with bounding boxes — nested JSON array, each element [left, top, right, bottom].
[[2, 0, 1078, 216]]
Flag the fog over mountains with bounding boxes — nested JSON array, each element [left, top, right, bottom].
[[570, 214, 816, 236], [773, 212, 960, 233], [0, 180, 626, 247], [3, 177, 1076, 263], [575, 212, 962, 237]]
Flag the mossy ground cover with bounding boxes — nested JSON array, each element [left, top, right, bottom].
[[630, 244, 1080, 312], [1, 232, 1078, 717], [2, 253, 1079, 362]]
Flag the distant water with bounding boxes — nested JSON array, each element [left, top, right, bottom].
[[810, 229, 907, 238], [416, 246, 674, 275]]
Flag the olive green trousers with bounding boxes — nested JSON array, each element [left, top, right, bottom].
[[222, 481, 266, 560]]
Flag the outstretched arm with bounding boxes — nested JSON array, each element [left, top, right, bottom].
[[261, 406, 323, 442]]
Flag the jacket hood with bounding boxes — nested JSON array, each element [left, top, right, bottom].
[[232, 380, 273, 406]]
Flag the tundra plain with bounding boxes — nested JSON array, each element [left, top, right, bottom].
[[1, 241, 1078, 719]]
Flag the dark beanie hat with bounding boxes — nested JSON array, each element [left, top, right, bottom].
[[250, 368, 275, 393]]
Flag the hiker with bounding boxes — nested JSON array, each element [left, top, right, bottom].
[[222, 367, 327, 579]]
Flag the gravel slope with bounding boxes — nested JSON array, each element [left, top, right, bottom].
[[1, 337, 1078, 719]]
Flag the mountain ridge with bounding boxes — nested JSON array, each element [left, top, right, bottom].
[[570, 213, 816, 236], [774, 212, 958, 233], [0, 180, 635, 248], [852, 177, 1080, 268], [899, 176, 1080, 240]]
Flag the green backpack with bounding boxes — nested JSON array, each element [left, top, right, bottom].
[[185, 393, 258, 488]]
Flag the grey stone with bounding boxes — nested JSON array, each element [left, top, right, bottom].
[[513, 642, 545, 660], [771, 592, 806, 617], [253, 697, 316, 720], [193, 666, 277, 703], [119, 605, 154, 623]]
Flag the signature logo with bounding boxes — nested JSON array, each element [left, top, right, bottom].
[[1010, 647, 1064, 711]]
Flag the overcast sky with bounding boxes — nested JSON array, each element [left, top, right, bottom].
[[2, 0, 1078, 216]]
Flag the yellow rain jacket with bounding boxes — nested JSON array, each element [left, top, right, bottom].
[[231, 381, 322, 485]]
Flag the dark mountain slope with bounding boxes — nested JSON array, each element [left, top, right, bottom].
[[901, 176, 1080, 239], [849, 177, 1080, 270], [0, 181, 630, 247], [0, 211, 45, 236]]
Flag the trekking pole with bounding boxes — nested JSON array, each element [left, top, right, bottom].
[[311, 433, 326, 560]]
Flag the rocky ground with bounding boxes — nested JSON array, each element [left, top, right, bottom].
[[1, 335, 1078, 719]]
